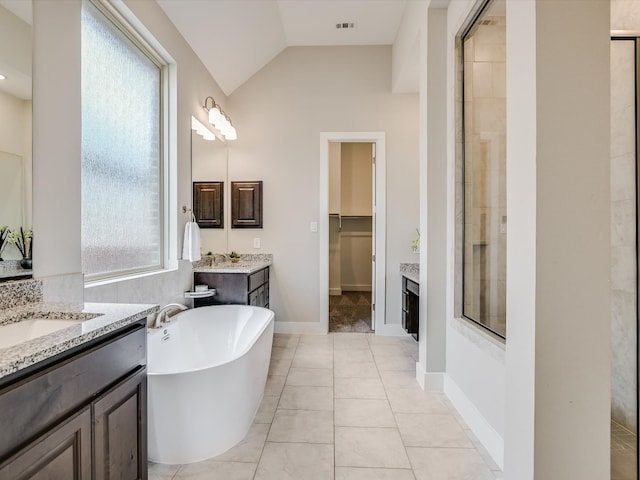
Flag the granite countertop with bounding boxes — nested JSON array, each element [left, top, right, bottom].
[[0, 302, 157, 380], [400, 263, 419, 284], [193, 254, 273, 274]]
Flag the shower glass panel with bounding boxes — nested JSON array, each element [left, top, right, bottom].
[[461, 0, 507, 338]]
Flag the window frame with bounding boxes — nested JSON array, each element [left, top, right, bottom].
[[459, 0, 507, 339], [81, 0, 170, 282]]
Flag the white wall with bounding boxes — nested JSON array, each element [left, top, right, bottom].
[[32, 0, 226, 306], [227, 46, 419, 328]]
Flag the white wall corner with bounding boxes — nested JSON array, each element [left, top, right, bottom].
[[444, 374, 505, 470], [416, 361, 445, 391]]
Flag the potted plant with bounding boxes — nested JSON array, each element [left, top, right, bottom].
[[229, 251, 240, 263], [0, 226, 8, 261], [8, 227, 32, 269]]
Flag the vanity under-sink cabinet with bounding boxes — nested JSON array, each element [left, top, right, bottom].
[[194, 266, 270, 308], [0, 320, 147, 479]]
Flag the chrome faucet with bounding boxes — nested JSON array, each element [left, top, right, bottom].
[[152, 303, 188, 328]]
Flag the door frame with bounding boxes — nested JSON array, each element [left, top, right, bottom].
[[319, 132, 386, 334]]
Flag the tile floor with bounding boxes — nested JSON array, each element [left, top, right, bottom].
[[149, 333, 503, 480]]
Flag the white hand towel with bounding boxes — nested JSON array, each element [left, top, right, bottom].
[[182, 216, 201, 262]]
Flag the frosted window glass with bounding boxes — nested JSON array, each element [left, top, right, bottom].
[[81, 2, 162, 278]]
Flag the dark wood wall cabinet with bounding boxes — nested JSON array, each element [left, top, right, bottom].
[[402, 276, 419, 341], [193, 181, 224, 228], [231, 181, 263, 228], [194, 267, 269, 308], [0, 321, 147, 479]]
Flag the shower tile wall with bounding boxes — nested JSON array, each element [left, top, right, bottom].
[[463, 10, 507, 336], [612, 0, 640, 31], [611, 39, 637, 434]]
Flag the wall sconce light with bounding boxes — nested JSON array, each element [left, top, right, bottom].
[[203, 96, 237, 141], [191, 116, 216, 141]]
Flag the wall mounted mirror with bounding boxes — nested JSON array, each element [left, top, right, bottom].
[[191, 124, 228, 254], [0, 1, 32, 265]]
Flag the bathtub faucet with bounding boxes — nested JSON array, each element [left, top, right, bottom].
[[153, 303, 188, 328]]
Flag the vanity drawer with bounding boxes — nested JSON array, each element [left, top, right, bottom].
[[249, 268, 267, 292]]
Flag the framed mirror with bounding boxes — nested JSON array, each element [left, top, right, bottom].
[[0, 1, 32, 270], [191, 121, 228, 254]]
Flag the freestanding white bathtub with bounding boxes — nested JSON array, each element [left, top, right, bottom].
[[147, 305, 274, 464]]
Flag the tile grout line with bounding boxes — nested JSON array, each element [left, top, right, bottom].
[[252, 334, 301, 480], [369, 335, 416, 476]]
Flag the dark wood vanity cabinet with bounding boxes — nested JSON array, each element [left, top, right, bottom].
[[194, 266, 270, 308], [402, 276, 419, 340], [0, 321, 147, 479]]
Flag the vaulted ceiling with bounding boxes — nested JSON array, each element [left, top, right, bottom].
[[156, 0, 410, 96]]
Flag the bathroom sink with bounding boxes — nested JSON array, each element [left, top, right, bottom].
[[0, 319, 84, 349]]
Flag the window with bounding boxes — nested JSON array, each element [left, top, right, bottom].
[[461, 0, 507, 337], [81, 0, 166, 280]]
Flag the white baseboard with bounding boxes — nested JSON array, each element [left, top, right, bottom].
[[415, 362, 444, 391], [274, 321, 326, 335], [444, 374, 505, 470], [341, 284, 372, 292], [329, 288, 342, 296]]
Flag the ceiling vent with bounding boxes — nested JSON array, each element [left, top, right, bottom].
[[336, 22, 357, 29]]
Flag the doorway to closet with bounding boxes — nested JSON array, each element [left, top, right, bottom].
[[319, 132, 386, 335], [328, 142, 374, 332]]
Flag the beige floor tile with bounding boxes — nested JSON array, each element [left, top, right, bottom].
[[334, 377, 386, 399], [395, 413, 473, 448], [264, 375, 286, 396], [254, 395, 279, 423], [407, 447, 495, 480], [386, 387, 450, 414], [286, 367, 333, 387], [335, 398, 396, 427], [174, 461, 257, 480], [379, 370, 419, 389], [254, 442, 334, 480], [213, 423, 269, 462], [335, 426, 411, 468], [268, 357, 293, 376], [334, 349, 374, 363], [272, 334, 299, 348], [292, 350, 333, 369], [148, 462, 180, 480], [268, 409, 334, 443], [335, 466, 416, 480], [370, 344, 413, 358], [374, 354, 416, 372], [334, 361, 380, 379], [298, 335, 334, 346], [279, 385, 334, 411], [270, 346, 296, 360], [333, 333, 371, 350]]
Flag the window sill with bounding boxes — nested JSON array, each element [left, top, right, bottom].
[[449, 317, 506, 364], [84, 267, 178, 289]]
